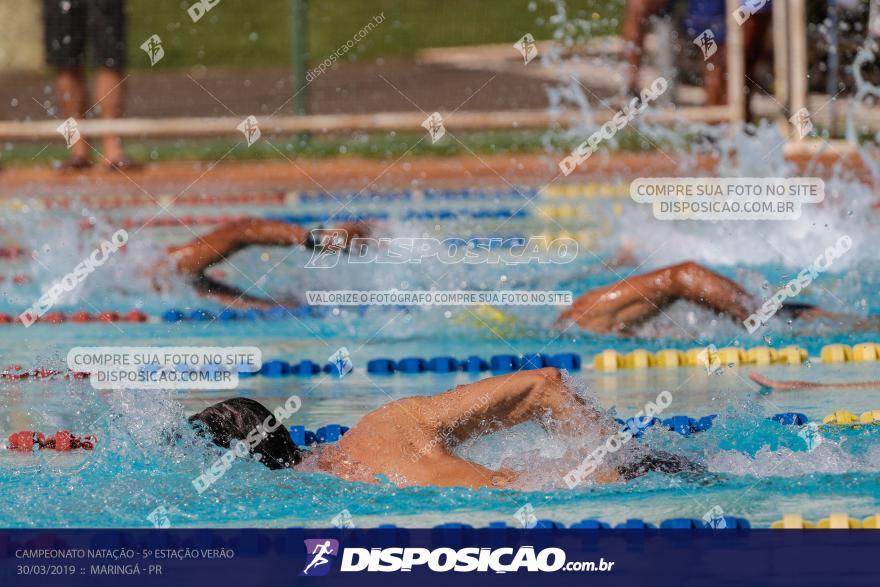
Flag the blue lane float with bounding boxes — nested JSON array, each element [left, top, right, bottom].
[[268, 208, 530, 224], [463, 356, 489, 372], [490, 355, 519, 373], [372, 516, 753, 530], [218, 308, 239, 321], [366, 358, 396, 374], [161, 309, 185, 322], [260, 360, 290, 377], [161, 305, 413, 323], [189, 309, 215, 321], [615, 412, 810, 438], [550, 353, 581, 370], [292, 360, 322, 376], [162, 303, 587, 325], [217, 352, 585, 379], [770, 412, 810, 426], [360, 353, 582, 376], [398, 357, 428, 374], [520, 353, 547, 370], [616, 519, 656, 529], [427, 356, 458, 373], [289, 187, 537, 204], [289, 424, 349, 446], [570, 519, 612, 529]]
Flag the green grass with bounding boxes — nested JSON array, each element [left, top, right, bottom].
[[1, 127, 683, 167], [126, 0, 622, 71]]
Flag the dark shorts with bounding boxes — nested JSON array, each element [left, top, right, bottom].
[[660, 0, 772, 44], [43, 0, 127, 69]]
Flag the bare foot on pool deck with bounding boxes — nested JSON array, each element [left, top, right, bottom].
[[749, 372, 880, 391]]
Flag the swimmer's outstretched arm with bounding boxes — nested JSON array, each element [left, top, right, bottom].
[[422, 367, 614, 440], [339, 368, 620, 488], [168, 218, 316, 275], [166, 219, 369, 308], [749, 372, 880, 391], [557, 261, 757, 334]]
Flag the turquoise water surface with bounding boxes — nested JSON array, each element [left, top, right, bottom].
[[1, 170, 879, 528]]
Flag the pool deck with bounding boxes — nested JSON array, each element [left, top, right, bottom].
[[0, 151, 875, 201]]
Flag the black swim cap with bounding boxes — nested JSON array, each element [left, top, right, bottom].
[[617, 449, 705, 481], [189, 397, 302, 469]]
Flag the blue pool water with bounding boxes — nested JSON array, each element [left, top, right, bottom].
[[1, 161, 879, 528]]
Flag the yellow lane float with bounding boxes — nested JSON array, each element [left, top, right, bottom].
[[771, 513, 878, 529], [593, 343, 880, 371]]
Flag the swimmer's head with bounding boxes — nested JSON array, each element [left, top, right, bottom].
[[616, 448, 705, 481], [189, 398, 302, 469]]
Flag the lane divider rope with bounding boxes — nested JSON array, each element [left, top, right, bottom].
[[593, 343, 880, 370], [384, 513, 880, 529]]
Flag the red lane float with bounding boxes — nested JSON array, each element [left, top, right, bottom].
[[124, 310, 149, 322], [43, 312, 65, 324], [21, 191, 285, 211], [1, 365, 88, 380], [6, 430, 96, 451], [0, 246, 28, 259], [0, 309, 152, 326], [71, 311, 92, 322], [97, 311, 120, 322]]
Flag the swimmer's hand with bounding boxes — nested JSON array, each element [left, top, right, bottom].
[[308, 222, 373, 252]]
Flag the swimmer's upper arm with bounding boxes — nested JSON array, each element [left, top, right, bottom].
[[416, 369, 576, 442]]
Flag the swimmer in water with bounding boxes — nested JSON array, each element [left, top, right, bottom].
[[162, 218, 370, 308], [189, 368, 703, 489], [557, 261, 875, 335]]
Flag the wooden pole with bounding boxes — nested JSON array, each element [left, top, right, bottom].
[[725, 0, 746, 127], [826, 0, 840, 135], [291, 0, 309, 117], [772, 0, 790, 131], [788, 0, 809, 134]]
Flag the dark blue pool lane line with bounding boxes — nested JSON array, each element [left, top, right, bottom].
[[379, 517, 752, 529], [615, 411, 809, 438], [266, 208, 530, 224], [244, 352, 582, 378]]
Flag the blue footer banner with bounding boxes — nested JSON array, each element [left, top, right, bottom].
[[2, 529, 879, 586]]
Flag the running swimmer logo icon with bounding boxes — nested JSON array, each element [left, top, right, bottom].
[[305, 229, 349, 268], [300, 539, 339, 576]]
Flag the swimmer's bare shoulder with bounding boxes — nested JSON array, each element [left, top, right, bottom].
[[329, 396, 515, 488], [316, 369, 619, 489]]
